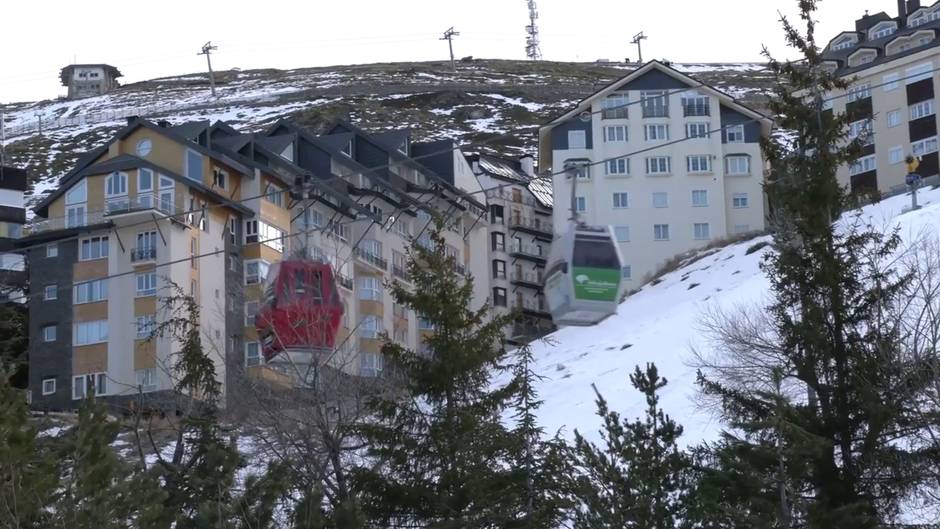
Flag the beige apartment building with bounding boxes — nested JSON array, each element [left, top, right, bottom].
[[820, 0, 940, 194], [538, 61, 772, 285], [23, 117, 489, 411]]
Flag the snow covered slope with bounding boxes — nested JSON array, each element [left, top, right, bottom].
[[526, 187, 940, 447]]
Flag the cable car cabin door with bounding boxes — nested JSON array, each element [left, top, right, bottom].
[[546, 227, 624, 327]]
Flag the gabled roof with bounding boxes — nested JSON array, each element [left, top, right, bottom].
[[541, 60, 772, 130], [59, 64, 123, 85], [471, 153, 553, 209]]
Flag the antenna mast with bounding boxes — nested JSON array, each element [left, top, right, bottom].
[[631, 31, 648, 64], [197, 41, 219, 97], [526, 0, 542, 60], [441, 28, 460, 71]]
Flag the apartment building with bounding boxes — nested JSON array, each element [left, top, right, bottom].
[[468, 154, 555, 343], [819, 0, 940, 194], [538, 61, 772, 285], [0, 165, 27, 302], [22, 117, 488, 411]]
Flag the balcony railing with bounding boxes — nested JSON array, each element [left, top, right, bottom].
[[392, 264, 409, 281], [131, 247, 157, 262], [516, 297, 550, 315], [485, 189, 549, 210], [511, 271, 544, 287], [353, 248, 388, 271], [337, 274, 354, 291], [509, 216, 552, 235], [27, 196, 179, 236], [510, 243, 546, 260]]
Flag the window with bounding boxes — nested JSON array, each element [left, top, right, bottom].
[[66, 205, 86, 228], [694, 223, 711, 240], [691, 189, 708, 207], [72, 373, 107, 399], [604, 125, 628, 142], [652, 192, 668, 208], [726, 124, 745, 143], [848, 119, 874, 145], [687, 155, 711, 173], [245, 220, 258, 244], [244, 301, 259, 327], [139, 168, 154, 193], [848, 155, 877, 176], [42, 325, 56, 342], [212, 168, 227, 189], [602, 93, 628, 119], [260, 222, 286, 253], [726, 156, 751, 175], [568, 130, 587, 149], [393, 217, 411, 238], [303, 208, 323, 229], [832, 36, 856, 51], [135, 368, 156, 392], [641, 90, 669, 117], [74, 321, 108, 346], [418, 317, 435, 330], [264, 182, 284, 207], [493, 287, 507, 307], [185, 150, 203, 181], [654, 224, 670, 241], [682, 93, 710, 116], [644, 124, 669, 141], [646, 156, 671, 175], [491, 232, 505, 252], [360, 352, 384, 377], [575, 196, 586, 212], [734, 224, 751, 234], [732, 193, 749, 208], [614, 226, 630, 242], [621, 266, 632, 279], [612, 192, 629, 209], [329, 220, 349, 243], [46, 244, 57, 258], [74, 279, 108, 304], [847, 83, 872, 103], [158, 175, 174, 214], [884, 73, 900, 91], [912, 136, 939, 156], [910, 99, 935, 120], [490, 205, 504, 225], [136, 272, 157, 297], [43, 285, 57, 301], [887, 109, 902, 128], [80, 236, 109, 261], [245, 342, 261, 367], [359, 315, 382, 339], [245, 260, 270, 285], [135, 314, 157, 339], [889, 146, 905, 165], [686, 123, 709, 139], [870, 22, 897, 40], [105, 171, 127, 197], [42, 378, 56, 396], [606, 158, 629, 175], [358, 276, 382, 301], [493, 260, 507, 279]]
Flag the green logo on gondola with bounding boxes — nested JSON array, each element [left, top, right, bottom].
[[572, 266, 620, 302]]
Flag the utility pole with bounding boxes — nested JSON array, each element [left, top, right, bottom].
[[441, 28, 460, 71], [631, 31, 648, 64], [525, 0, 542, 60], [197, 41, 218, 97]]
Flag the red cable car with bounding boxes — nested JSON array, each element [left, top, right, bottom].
[[254, 260, 344, 361]]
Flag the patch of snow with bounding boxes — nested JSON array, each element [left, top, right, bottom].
[[675, 63, 768, 73], [38, 426, 67, 438], [480, 93, 545, 111]]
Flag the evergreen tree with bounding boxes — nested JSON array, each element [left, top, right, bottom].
[[568, 363, 690, 529], [697, 1, 939, 527], [0, 367, 57, 528], [356, 219, 519, 529]]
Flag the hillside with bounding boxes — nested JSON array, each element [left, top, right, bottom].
[[0, 59, 775, 213], [514, 187, 940, 523]]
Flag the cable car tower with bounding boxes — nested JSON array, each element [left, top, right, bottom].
[[525, 0, 542, 60]]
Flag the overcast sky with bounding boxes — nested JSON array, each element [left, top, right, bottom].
[[0, 0, 901, 104]]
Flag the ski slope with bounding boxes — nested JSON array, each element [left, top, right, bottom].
[[524, 187, 940, 449]]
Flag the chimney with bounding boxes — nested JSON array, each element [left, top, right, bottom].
[[909, 0, 922, 14], [898, 0, 908, 25], [519, 156, 535, 177], [125, 115, 139, 125], [157, 120, 171, 128]]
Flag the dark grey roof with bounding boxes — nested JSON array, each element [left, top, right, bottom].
[[169, 121, 210, 142], [59, 64, 122, 86], [855, 11, 892, 32], [473, 154, 553, 209], [371, 130, 411, 152], [318, 132, 353, 151], [256, 134, 295, 154], [213, 135, 252, 152], [527, 178, 553, 209]]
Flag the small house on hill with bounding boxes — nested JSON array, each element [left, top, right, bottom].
[[59, 64, 122, 99]]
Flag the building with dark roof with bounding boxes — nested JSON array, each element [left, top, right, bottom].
[[818, 0, 940, 194], [60, 64, 122, 100]]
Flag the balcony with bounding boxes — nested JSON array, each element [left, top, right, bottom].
[[26, 196, 179, 236], [485, 188, 548, 210], [511, 321, 555, 341], [515, 297, 551, 318], [353, 248, 388, 271], [392, 264, 409, 281], [337, 274, 354, 291], [509, 216, 553, 238], [511, 271, 544, 290], [131, 247, 157, 263], [510, 243, 547, 264]]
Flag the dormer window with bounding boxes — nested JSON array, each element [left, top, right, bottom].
[[910, 7, 940, 27], [341, 140, 352, 157], [848, 49, 878, 68], [886, 31, 935, 55], [869, 21, 897, 41], [279, 144, 293, 162], [398, 139, 408, 155], [832, 35, 858, 51]]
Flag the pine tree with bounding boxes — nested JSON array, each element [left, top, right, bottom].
[[355, 219, 519, 529], [0, 367, 58, 528], [568, 363, 690, 529], [697, 1, 939, 527]]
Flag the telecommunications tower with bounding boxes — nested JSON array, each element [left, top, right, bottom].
[[526, 0, 542, 60]]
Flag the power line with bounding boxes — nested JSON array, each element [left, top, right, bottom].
[[197, 41, 219, 98], [440, 28, 460, 72], [631, 32, 648, 64]]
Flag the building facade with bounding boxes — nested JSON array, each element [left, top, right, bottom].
[[538, 61, 772, 286], [819, 0, 940, 195], [22, 117, 489, 411], [469, 154, 555, 343], [59, 64, 122, 100], [0, 165, 27, 302]]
